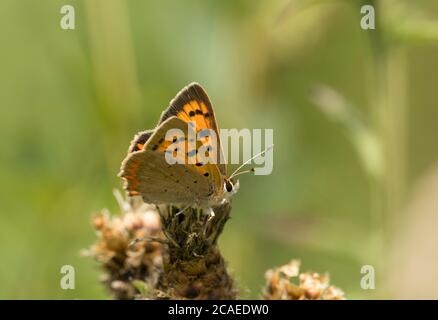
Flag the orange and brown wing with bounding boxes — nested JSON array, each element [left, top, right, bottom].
[[127, 130, 154, 152], [119, 116, 222, 203], [159, 82, 226, 176]]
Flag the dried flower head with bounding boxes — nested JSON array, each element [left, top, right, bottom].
[[264, 260, 345, 300], [154, 202, 237, 299], [85, 190, 164, 299], [86, 190, 236, 300]]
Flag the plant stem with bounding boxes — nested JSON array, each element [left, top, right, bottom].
[[367, 1, 408, 295]]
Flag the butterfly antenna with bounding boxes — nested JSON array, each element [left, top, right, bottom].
[[229, 144, 274, 179], [229, 168, 255, 179]]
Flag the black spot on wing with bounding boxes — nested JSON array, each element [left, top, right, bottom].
[[198, 130, 211, 138], [187, 149, 197, 157]]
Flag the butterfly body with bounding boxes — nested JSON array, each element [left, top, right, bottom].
[[119, 83, 238, 208]]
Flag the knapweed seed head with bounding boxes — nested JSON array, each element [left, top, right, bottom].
[[264, 260, 345, 300]]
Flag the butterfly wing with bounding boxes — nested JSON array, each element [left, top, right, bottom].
[[159, 82, 227, 176], [119, 116, 222, 205], [128, 130, 154, 152]]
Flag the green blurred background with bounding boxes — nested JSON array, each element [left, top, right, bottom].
[[1, 0, 438, 299]]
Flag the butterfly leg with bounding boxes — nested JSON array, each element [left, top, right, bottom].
[[174, 204, 191, 216], [207, 207, 215, 221]]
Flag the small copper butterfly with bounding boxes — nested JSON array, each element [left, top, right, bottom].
[[119, 83, 241, 208]]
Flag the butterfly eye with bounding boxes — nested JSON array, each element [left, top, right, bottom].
[[224, 179, 233, 193]]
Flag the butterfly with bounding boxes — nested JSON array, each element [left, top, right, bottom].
[[119, 82, 241, 209]]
